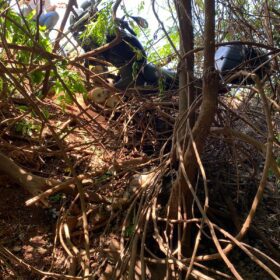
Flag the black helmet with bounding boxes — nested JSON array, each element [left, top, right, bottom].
[[80, 0, 95, 11]]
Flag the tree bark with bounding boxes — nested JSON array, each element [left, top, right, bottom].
[[169, 0, 219, 257], [175, 0, 195, 121], [0, 152, 58, 199]]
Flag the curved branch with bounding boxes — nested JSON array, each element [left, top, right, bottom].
[[211, 127, 280, 179]]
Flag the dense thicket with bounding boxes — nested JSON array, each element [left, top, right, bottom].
[[0, 0, 279, 279]]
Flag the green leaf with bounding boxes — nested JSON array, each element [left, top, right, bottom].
[[30, 71, 44, 84]]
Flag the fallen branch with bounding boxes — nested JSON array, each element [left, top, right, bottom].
[[25, 175, 86, 206], [0, 244, 87, 280], [0, 152, 58, 205]]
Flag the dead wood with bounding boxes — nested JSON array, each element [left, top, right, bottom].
[[0, 151, 58, 203]]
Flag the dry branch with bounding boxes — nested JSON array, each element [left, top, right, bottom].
[[0, 151, 58, 203], [211, 127, 280, 179]]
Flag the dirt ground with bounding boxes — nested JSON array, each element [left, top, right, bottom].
[[0, 182, 59, 279], [0, 93, 279, 279]]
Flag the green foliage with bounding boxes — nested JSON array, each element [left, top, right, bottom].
[[137, 0, 145, 12], [1, 8, 87, 108], [132, 61, 140, 80], [1, 9, 51, 50], [52, 68, 86, 106], [30, 70, 45, 84], [195, 0, 204, 10], [125, 224, 135, 237], [49, 193, 63, 203], [41, 108, 50, 120], [0, 8, 53, 95], [80, 1, 115, 45], [148, 29, 179, 67], [17, 105, 29, 112], [127, 20, 141, 37], [14, 119, 41, 137], [13, 105, 41, 136]]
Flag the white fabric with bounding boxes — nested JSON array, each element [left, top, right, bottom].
[[13, 0, 56, 15], [27, 0, 53, 13]]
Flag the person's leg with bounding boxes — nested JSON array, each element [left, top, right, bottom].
[[39, 11, 59, 30]]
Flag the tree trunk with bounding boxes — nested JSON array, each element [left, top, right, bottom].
[[175, 0, 195, 121], [169, 0, 219, 257]]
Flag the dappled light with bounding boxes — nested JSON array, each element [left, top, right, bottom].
[[0, 0, 279, 279]]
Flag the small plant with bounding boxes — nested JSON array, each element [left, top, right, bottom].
[[125, 224, 135, 237], [49, 193, 63, 203], [14, 119, 41, 137], [52, 67, 86, 107]]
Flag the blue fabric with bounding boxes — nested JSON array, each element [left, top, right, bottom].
[[39, 11, 59, 30]]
